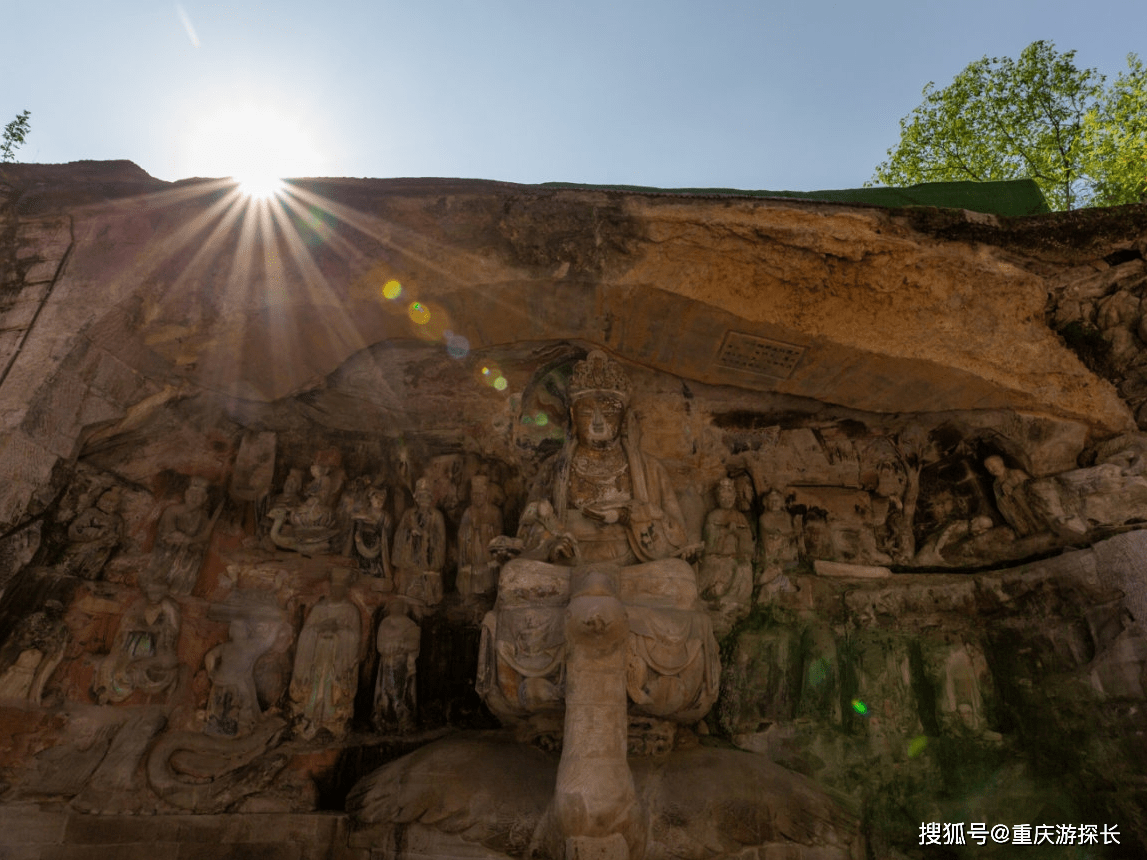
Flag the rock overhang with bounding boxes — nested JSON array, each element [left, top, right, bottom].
[[3, 162, 1144, 444]]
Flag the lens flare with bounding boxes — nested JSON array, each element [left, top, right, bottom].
[[908, 735, 928, 757], [446, 332, 470, 359], [851, 698, 868, 716], [493, 376, 508, 391], [382, 280, 402, 300], [409, 302, 430, 325]]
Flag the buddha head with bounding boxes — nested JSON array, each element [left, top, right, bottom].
[[470, 475, 489, 507], [569, 350, 630, 450], [984, 455, 1007, 480], [716, 478, 736, 510], [414, 478, 434, 511], [186, 477, 210, 509]]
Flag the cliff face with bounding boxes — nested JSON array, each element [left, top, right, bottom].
[[0, 162, 1146, 858]]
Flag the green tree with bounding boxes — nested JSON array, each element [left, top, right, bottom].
[[1083, 55, 1147, 205], [871, 42, 1146, 210], [2, 110, 32, 163]]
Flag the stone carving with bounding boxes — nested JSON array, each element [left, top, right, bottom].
[[391, 477, 446, 606], [349, 485, 393, 581], [983, 455, 1046, 537], [980, 451, 1147, 541], [92, 583, 181, 704], [148, 476, 217, 595], [70, 710, 167, 814], [932, 636, 995, 738], [372, 598, 421, 732], [456, 475, 503, 598], [273, 467, 305, 510], [477, 350, 720, 854], [555, 567, 642, 860], [267, 452, 346, 554], [698, 477, 754, 628], [288, 568, 363, 739], [295, 451, 346, 528], [0, 600, 68, 704], [147, 716, 289, 813], [60, 486, 124, 579], [204, 598, 291, 737], [755, 489, 801, 598], [914, 514, 1000, 567]]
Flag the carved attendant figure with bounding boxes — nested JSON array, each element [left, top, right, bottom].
[[372, 599, 421, 732], [352, 486, 393, 582], [984, 455, 1042, 537], [456, 476, 503, 598], [62, 487, 124, 580], [93, 583, 181, 704], [289, 568, 363, 738], [391, 478, 446, 605], [756, 489, 802, 599], [0, 601, 68, 704], [203, 608, 287, 737], [150, 477, 214, 595], [699, 477, 755, 619]]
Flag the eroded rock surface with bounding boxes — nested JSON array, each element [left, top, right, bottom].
[[0, 162, 1146, 858]]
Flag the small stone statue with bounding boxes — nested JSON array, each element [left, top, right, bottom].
[[266, 453, 346, 554], [203, 604, 288, 737], [149, 477, 215, 595], [699, 477, 755, 628], [0, 600, 69, 704], [293, 453, 345, 529], [983, 455, 1043, 537], [93, 583, 181, 704], [391, 478, 446, 606], [456, 476, 503, 598], [288, 568, 363, 739], [372, 599, 421, 732], [61, 487, 124, 580], [273, 468, 305, 510], [756, 489, 802, 598], [351, 486, 393, 582]]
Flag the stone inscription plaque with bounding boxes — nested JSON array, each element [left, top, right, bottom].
[[716, 331, 806, 379]]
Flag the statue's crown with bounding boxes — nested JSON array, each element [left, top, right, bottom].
[[569, 350, 630, 401]]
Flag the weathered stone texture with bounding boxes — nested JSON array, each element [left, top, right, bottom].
[[1, 162, 1147, 859]]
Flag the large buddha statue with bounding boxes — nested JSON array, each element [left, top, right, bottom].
[[479, 350, 719, 724], [478, 351, 720, 858]]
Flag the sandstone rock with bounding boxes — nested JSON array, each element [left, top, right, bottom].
[[1, 163, 1146, 857]]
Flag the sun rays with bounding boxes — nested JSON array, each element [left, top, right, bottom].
[[103, 176, 502, 407]]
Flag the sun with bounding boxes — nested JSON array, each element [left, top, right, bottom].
[[178, 101, 327, 194], [237, 172, 284, 200]]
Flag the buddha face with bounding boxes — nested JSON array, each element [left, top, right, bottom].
[[984, 456, 1006, 479], [717, 480, 736, 510], [186, 484, 208, 509], [571, 394, 625, 449]]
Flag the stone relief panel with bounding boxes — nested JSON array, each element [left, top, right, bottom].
[[2, 340, 1147, 856]]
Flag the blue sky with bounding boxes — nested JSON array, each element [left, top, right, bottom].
[[3, 1, 1144, 189]]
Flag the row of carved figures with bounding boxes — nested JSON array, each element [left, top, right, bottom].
[[45, 433, 1147, 610], [0, 572, 422, 741]]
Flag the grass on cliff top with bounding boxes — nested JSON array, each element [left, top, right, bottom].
[[540, 178, 1051, 218]]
